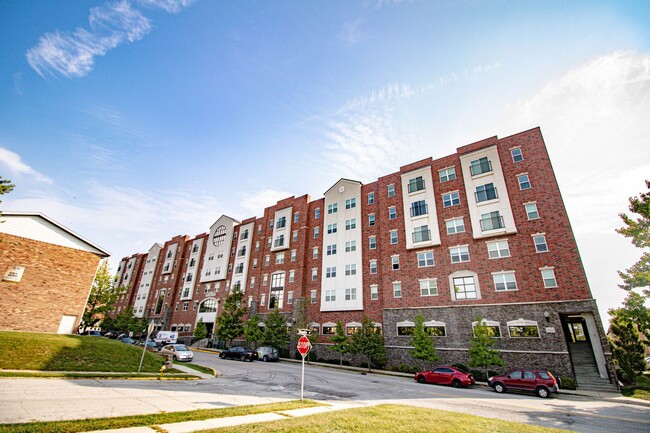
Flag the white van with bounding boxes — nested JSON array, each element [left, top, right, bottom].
[[154, 331, 178, 344]]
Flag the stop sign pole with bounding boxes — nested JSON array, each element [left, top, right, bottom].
[[297, 333, 311, 400]]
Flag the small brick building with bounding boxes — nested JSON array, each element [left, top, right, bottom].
[[0, 212, 109, 334]]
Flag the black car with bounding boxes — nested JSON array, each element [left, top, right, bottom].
[[219, 346, 257, 361]]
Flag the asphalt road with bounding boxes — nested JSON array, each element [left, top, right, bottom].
[[1, 350, 648, 433]]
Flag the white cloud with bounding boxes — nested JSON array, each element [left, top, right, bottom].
[[0, 147, 53, 184], [26, 0, 193, 78], [239, 189, 295, 218], [340, 16, 366, 45]]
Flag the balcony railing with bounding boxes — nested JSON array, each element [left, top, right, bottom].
[[274, 238, 284, 248], [475, 186, 498, 202], [470, 159, 493, 176], [410, 203, 428, 217], [480, 215, 505, 231], [412, 229, 431, 243], [408, 178, 425, 193]]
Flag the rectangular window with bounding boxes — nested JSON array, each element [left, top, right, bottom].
[[446, 217, 465, 234], [541, 268, 557, 288], [475, 183, 498, 202], [345, 287, 357, 301], [276, 216, 286, 229], [183, 301, 189, 311], [534, 234, 548, 253], [525, 203, 539, 220], [255, 241, 260, 252], [310, 290, 317, 303], [439, 167, 456, 183], [368, 192, 375, 205], [345, 219, 357, 230], [387, 184, 395, 197], [487, 240, 510, 258], [294, 212, 299, 223], [370, 260, 377, 274], [369, 236, 376, 249], [408, 176, 425, 193], [370, 284, 378, 300], [314, 227, 320, 238], [315, 208, 321, 219], [480, 211, 504, 231], [388, 206, 397, 220], [292, 230, 298, 242], [453, 276, 477, 299], [325, 289, 336, 302], [493, 272, 517, 291], [250, 277, 255, 288], [267, 238, 272, 248], [290, 250, 297, 261], [392, 256, 400, 270], [263, 274, 268, 286], [442, 191, 460, 207], [345, 264, 357, 276], [345, 240, 357, 252], [346, 198, 356, 209], [326, 267, 337, 278], [274, 235, 285, 248], [410, 200, 428, 217], [509, 324, 540, 338], [312, 247, 319, 258], [289, 270, 295, 282], [368, 214, 376, 226], [470, 157, 492, 176], [413, 225, 430, 243], [327, 244, 337, 255], [287, 291, 294, 304], [275, 253, 284, 264], [450, 246, 470, 263], [390, 230, 398, 244], [420, 279, 438, 296], [264, 255, 270, 266], [393, 282, 402, 297], [417, 251, 434, 267], [311, 268, 318, 281], [511, 147, 523, 162], [327, 223, 337, 234], [518, 173, 531, 190], [328, 203, 338, 214]]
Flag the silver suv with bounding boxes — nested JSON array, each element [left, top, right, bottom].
[[256, 346, 279, 362]]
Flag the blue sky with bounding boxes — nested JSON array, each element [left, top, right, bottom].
[[1, 0, 649, 325]]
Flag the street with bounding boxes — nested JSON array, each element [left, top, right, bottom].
[[1, 350, 648, 433]]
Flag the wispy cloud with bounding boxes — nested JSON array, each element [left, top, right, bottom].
[[26, 0, 193, 78], [0, 147, 53, 184], [340, 16, 367, 45], [239, 189, 295, 218]]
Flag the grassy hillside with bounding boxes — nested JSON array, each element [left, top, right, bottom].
[[0, 331, 165, 373]]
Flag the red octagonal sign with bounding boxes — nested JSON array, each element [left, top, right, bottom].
[[297, 335, 311, 357]]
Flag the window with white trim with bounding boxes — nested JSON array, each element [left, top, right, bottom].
[[292, 231, 298, 242], [417, 251, 434, 267], [387, 184, 395, 197], [487, 240, 510, 258], [326, 267, 336, 278], [325, 289, 336, 302], [370, 260, 377, 274], [472, 319, 501, 338], [328, 203, 338, 214], [346, 198, 356, 209], [397, 321, 414, 336], [289, 270, 295, 283], [390, 230, 398, 244], [327, 223, 337, 234], [315, 208, 320, 219], [311, 268, 317, 281], [518, 173, 531, 190], [507, 319, 540, 338], [533, 234, 548, 253], [310, 290, 317, 303], [391, 256, 400, 270], [314, 227, 319, 238], [370, 284, 378, 300], [345, 219, 357, 230], [446, 217, 465, 234], [389, 206, 397, 219], [369, 214, 376, 226], [368, 192, 375, 205], [275, 253, 284, 264], [327, 244, 337, 255], [450, 246, 470, 263], [345, 240, 357, 252], [287, 291, 293, 304], [369, 236, 376, 249], [312, 247, 319, 259], [541, 268, 557, 288], [264, 255, 270, 266], [392, 282, 402, 298], [290, 250, 297, 261], [345, 264, 357, 276], [511, 147, 523, 162], [345, 287, 357, 301], [452, 275, 477, 300], [439, 167, 456, 182], [442, 191, 460, 207], [420, 279, 438, 296], [525, 203, 539, 220], [493, 271, 517, 291]]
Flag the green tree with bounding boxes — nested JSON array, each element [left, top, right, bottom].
[[194, 318, 208, 340], [608, 312, 646, 383], [261, 308, 289, 350], [610, 291, 650, 341], [350, 316, 387, 372], [244, 313, 264, 349], [468, 315, 505, 378], [113, 306, 140, 334], [330, 321, 350, 366], [409, 314, 440, 369], [616, 180, 650, 298], [214, 289, 247, 346], [0, 176, 14, 220], [82, 260, 118, 329]]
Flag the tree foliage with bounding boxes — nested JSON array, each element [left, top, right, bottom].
[[610, 291, 650, 342], [214, 289, 247, 345], [409, 314, 440, 369], [468, 315, 505, 375], [261, 308, 289, 350], [194, 318, 208, 340], [330, 321, 350, 366], [244, 313, 264, 349], [616, 180, 650, 297], [350, 316, 387, 372], [608, 312, 646, 383], [82, 260, 118, 329], [0, 176, 14, 219]]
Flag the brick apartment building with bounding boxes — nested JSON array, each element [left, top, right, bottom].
[[112, 127, 614, 390], [0, 212, 110, 334]]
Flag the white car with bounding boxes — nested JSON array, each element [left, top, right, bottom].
[[160, 344, 194, 362]]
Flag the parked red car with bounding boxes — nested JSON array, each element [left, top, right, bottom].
[[414, 366, 475, 388], [488, 369, 558, 398]]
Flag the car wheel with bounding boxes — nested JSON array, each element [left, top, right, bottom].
[[452, 379, 462, 388], [536, 387, 550, 398], [417, 376, 426, 384], [263, 355, 269, 362], [219, 353, 225, 359], [493, 382, 506, 393], [240, 355, 246, 361]]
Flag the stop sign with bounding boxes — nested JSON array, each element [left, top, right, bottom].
[[297, 335, 311, 357]]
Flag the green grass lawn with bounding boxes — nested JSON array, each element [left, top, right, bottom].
[[198, 404, 571, 433], [0, 331, 165, 373], [621, 373, 650, 401]]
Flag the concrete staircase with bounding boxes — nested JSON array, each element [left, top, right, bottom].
[[568, 342, 619, 393]]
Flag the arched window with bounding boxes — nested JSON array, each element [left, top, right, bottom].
[[199, 298, 218, 313]]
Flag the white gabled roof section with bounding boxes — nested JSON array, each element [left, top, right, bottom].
[[0, 212, 110, 258]]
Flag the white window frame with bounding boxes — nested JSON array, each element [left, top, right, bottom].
[[487, 240, 510, 259], [370, 284, 379, 300], [533, 234, 548, 253], [439, 166, 456, 183], [507, 319, 540, 338], [419, 279, 438, 296], [442, 191, 460, 208], [392, 281, 402, 298], [450, 245, 470, 263], [541, 267, 557, 288], [525, 202, 539, 220], [492, 271, 517, 291], [446, 217, 465, 234], [417, 251, 434, 267], [518, 173, 531, 190]]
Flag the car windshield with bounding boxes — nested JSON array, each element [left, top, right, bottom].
[[175, 345, 189, 351]]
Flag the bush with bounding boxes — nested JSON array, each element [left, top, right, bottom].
[[470, 369, 500, 382], [559, 377, 576, 390], [452, 363, 469, 373]]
